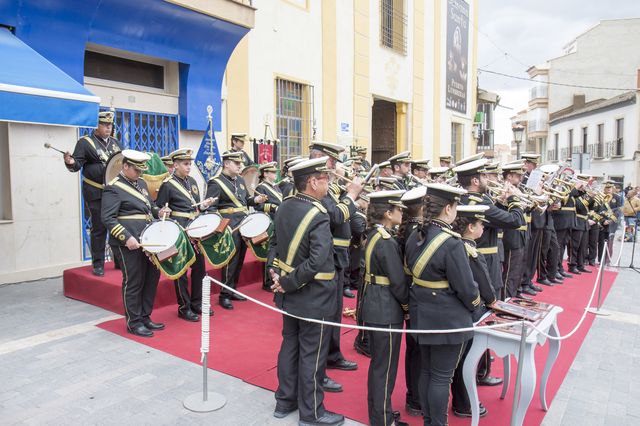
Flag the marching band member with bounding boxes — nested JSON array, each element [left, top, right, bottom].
[[269, 157, 345, 426], [278, 156, 303, 198], [599, 180, 622, 265], [205, 152, 268, 310], [160, 154, 175, 174], [344, 198, 367, 299], [427, 166, 449, 183], [255, 161, 283, 291], [388, 151, 413, 190], [156, 148, 216, 321], [411, 159, 431, 184], [439, 155, 453, 168], [225, 133, 253, 166], [379, 160, 393, 178], [355, 147, 371, 171], [551, 174, 581, 279], [361, 190, 409, 426], [405, 183, 479, 426], [101, 150, 171, 337], [64, 110, 122, 277], [568, 174, 593, 275], [309, 141, 364, 392]]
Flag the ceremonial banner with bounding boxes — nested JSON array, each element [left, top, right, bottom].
[[151, 232, 196, 279], [195, 108, 222, 181], [257, 143, 274, 164], [445, 0, 469, 114], [198, 227, 236, 268]]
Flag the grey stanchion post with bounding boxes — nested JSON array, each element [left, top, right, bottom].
[[586, 249, 611, 316], [184, 276, 227, 412], [510, 320, 527, 426]]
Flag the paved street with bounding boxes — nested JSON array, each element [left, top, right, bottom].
[[1, 238, 640, 425]]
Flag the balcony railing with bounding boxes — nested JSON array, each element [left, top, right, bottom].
[[547, 149, 557, 162], [560, 147, 569, 161], [605, 139, 624, 157], [588, 143, 604, 159]]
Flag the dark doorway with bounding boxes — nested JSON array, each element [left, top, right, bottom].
[[371, 99, 396, 164]]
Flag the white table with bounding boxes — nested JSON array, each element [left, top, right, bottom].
[[462, 306, 563, 426]]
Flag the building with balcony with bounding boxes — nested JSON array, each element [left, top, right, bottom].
[[475, 88, 499, 157], [526, 64, 549, 158]]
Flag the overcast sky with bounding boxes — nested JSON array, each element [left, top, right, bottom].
[[477, 0, 640, 146]]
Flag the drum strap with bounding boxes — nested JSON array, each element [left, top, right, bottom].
[[214, 178, 244, 208], [83, 177, 104, 190], [411, 232, 452, 280], [168, 178, 196, 205], [286, 208, 320, 265], [113, 181, 151, 208], [260, 183, 282, 202], [82, 135, 109, 163]]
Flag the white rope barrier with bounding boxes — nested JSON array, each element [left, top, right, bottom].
[[199, 274, 211, 362]]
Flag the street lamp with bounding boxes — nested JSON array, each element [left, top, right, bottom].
[[512, 124, 525, 160]]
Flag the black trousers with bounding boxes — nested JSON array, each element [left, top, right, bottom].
[[419, 342, 465, 426], [220, 231, 247, 300], [174, 251, 205, 312], [569, 229, 588, 268], [367, 323, 402, 426], [275, 314, 331, 421], [405, 321, 421, 410], [354, 276, 369, 354], [87, 198, 107, 268], [327, 267, 345, 364], [346, 245, 363, 290], [503, 247, 524, 298], [588, 226, 600, 263], [451, 339, 472, 412], [598, 228, 613, 264], [522, 229, 543, 286], [113, 246, 160, 329], [484, 252, 503, 298], [555, 228, 571, 272]]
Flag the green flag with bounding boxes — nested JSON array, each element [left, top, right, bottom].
[[198, 227, 236, 268], [151, 231, 196, 279], [142, 152, 169, 201]]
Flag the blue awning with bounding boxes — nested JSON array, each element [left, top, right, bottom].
[[0, 28, 100, 127]]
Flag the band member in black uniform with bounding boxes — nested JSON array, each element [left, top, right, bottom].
[[428, 167, 449, 183], [599, 181, 622, 264], [102, 150, 171, 337], [439, 155, 453, 167], [500, 163, 529, 298], [64, 110, 122, 276], [348, 157, 364, 176], [361, 190, 409, 426], [344, 198, 367, 299], [538, 199, 563, 285], [205, 152, 268, 310], [160, 155, 175, 175], [405, 183, 480, 426], [388, 151, 412, 190], [568, 175, 593, 274], [411, 159, 431, 183], [450, 204, 496, 418], [587, 193, 605, 266], [268, 157, 345, 426], [399, 186, 427, 417], [355, 147, 371, 171], [378, 160, 393, 178], [225, 133, 253, 166], [309, 141, 363, 392], [156, 148, 216, 321], [278, 156, 303, 198], [255, 162, 282, 291]]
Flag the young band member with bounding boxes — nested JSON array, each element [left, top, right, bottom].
[[361, 190, 409, 426], [388, 151, 413, 190], [355, 147, 371, 171], [101, 150, 171, 337], [205, 152, 267, 310], [268, 157, 345, 426], [405, 183, 480, 426], [278, 156, 303, 198], [225, 133, 253, 166], [255, 161, 282, 291], [156, 148, 216, 321], [64, 110, 122, 276], [568, 175, 593, 274], [450, 204, 496, 418]]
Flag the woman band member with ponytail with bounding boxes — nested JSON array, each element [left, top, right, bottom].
[[361, 190, 410, 426], [405, 183, 480, 426]]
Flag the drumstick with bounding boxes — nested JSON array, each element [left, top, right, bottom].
[[191, 197, 218, 208], [44, 143, 69, 155], [231, 217, 254, 234], [140, 243, 165, 247], [184, 225, 207, 232], [161, 203, 169, 222]]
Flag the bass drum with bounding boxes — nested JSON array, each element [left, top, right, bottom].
[[240, 164, 259, 197], [190, 164, 207, 201], [104, 151, 124, 185]]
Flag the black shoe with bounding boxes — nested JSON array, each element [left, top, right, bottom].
[[321, 376, 343, 393], [577, 266, 592, 273], [554, 273, 565, 281], [178, 309, 199, 322], [453, 403, 488, 418], [142, 319, 165, 330], [405, 403, 423, 417], [560, 271, 573, 278], [353, 342, 371, 358], [521, 287, 537, 296], [343, 288, 355, 298], [529, 284, 543, 292], [192, 306, 214, 316], [516, 292, 532, 300], [477, 376, 503, 386], [327, 359, 357, 371], [262, 285, 272, 292], [127, 324, 153, 337], [569, 267, 582, 275], [219, 298, 234, 310], [230, 293, 247, 301], [273, 405, 297, 419], [536, 278, 554, 286], [92, 266, 104, 277], [299, 410, 345, 426]]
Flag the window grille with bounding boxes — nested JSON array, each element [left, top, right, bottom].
[[78, 108, 179, 261], [275, 78, 314, 165], [380, 0, 407, 54]]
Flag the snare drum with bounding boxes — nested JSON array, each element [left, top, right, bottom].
[[240, 213, 273, 261], [186, 213, 227, 240], [140, 219, 183, 262]]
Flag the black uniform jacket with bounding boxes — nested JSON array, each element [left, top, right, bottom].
[[205, 173, 257, 226], [278, 177, 296, 199], [101, 175, 160, 246], [361, 226, 409, 326], [551, 188, 581, 231], [255, 180, 282, 218], [224, 148, 252, 166], [269, 194, 337, 319], [156, 174, 201, 228], [463, 238, 497, 321], [573, 190, 591, 232], [405, 221, 480, 345], [66, 132, 122, 201], [321, 183, 357, 269]]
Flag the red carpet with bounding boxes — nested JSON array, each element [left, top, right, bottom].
[[63, 253, 263, 315], [96, 265, 617, 426]]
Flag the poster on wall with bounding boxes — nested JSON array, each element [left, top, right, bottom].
[[445, 0, 469, 114]]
